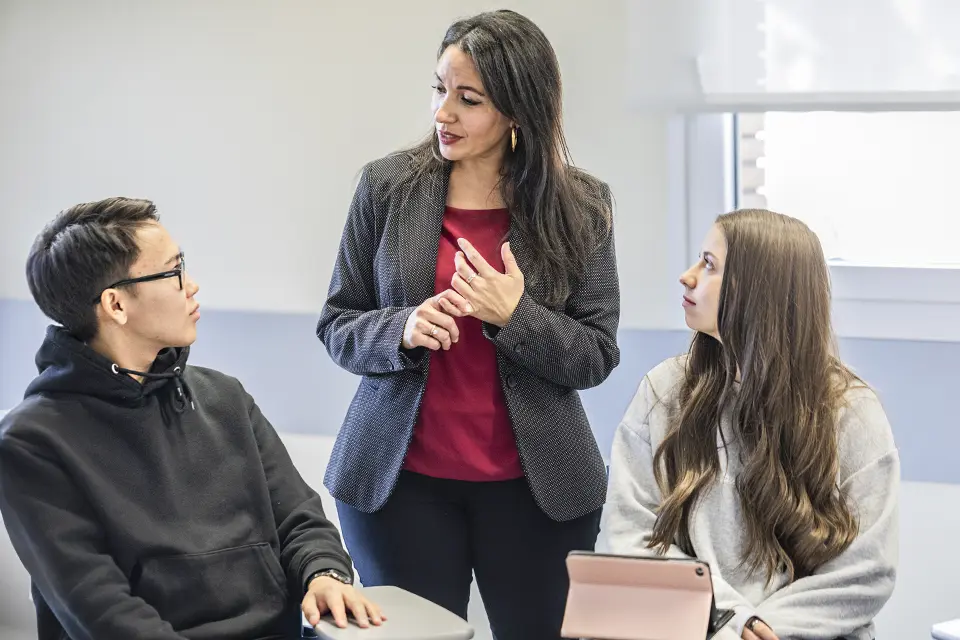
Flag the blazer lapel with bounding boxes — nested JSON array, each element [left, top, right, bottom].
[[506, 215, 542, 301], [507, 217, 532, 281], [398, 164, 450, 306]]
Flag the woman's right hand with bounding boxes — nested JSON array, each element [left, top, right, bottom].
[[401, 294, 468, 351]]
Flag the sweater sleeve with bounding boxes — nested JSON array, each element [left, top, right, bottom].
[[602, 376, 758, 633], [754, 394, 900, 639], [245, 390, 354, 592], [0, 438, 187, 640]]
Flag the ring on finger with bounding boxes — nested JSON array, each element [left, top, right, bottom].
[[430, 326, 439, 336], [466, 272, 477, 284]]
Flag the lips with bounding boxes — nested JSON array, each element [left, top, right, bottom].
[[438, 131, 462, 145], [682, 295, 696, 307]]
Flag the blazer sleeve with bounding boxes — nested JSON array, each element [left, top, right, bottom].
[[316, 164, 422, 376], [483, 189, 620, 390]]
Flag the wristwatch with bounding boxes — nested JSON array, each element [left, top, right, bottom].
[[305, 568, 353, 591]]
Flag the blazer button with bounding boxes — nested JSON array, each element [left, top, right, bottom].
[[506, 375, 518, 389]]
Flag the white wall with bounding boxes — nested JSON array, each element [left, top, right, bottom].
[[0, 0, 675, 329]]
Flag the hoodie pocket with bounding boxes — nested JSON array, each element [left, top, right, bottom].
[[131, 542, 289, 634]]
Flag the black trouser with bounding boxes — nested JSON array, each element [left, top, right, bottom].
[[336, 470, 601, 640]]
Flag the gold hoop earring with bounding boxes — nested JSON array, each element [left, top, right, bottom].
[[511, 127, 517, 152]]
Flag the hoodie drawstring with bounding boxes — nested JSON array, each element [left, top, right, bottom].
[[112, 364, 196, 413]]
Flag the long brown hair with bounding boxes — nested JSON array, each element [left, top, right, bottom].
[[389, 10, 611, 307], [649, 209, 861, 583]]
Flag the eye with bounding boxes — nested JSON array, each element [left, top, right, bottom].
[[431, 84, 446, 95], [461, 95, 481, 106]]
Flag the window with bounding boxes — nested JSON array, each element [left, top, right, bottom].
[[678, 112, 960, 343], [737, 111, 960, 268]]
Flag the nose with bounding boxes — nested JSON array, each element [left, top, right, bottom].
[[434, 95, 455, 125], [679, 266, 696, 289], [185, 274, 200, 297]]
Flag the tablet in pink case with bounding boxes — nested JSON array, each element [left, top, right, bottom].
[[561, 551, 734, 640]]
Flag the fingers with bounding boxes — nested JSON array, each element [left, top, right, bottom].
[[454, 250, 480, 286], [404, 299, 463, 351], [438, 296, 461, 317], [402, 310, 441, 351], [457, 238, 497, 276], [408, 326, 443, 351], [743, 621, 779, 640], [304, 584, 384, 631], [744, 618, 777, 640], [326, 591, 349, 629], [435, 290, 472, 316], [421, 305, 460, 343], [343, 593, 370, 629], [501, 242, 521, 277], [414, 317, 451, 350], [416, 317, 451, 349], [755, 623, 779, 640], [302, 593, 322, 628], [451, 272, 473, 298], [365, 598, 386, 624], [437, 289, 474, 318]]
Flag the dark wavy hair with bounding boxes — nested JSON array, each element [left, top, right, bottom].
[[391, 9, 611, 307]]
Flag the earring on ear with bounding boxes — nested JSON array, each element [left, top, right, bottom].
[[511, 126, 518, 152]]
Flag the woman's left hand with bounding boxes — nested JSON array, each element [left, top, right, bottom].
[[743, 618, 779, 640], [450, 238, 524, 327]]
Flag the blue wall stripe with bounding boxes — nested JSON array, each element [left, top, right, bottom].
[[1, 297, 956, 484]]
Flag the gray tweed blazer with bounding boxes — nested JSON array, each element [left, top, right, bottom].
[[316, 152, 621, 522]]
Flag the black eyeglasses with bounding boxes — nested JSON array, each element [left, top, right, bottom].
[[91, 252, 186, 304]]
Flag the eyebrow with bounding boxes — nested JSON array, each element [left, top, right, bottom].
[[434, 73, 486, 96], [165, 250, 182, 266]]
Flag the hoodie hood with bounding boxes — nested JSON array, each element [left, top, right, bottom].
[[26, 325, 192, 411]]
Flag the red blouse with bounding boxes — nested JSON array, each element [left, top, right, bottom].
[[402, 206, 524, 481]]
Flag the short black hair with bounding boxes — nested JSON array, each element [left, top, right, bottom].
[[26, 197, 159, 341]]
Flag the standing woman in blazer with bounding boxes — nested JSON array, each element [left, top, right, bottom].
[[317, 10, 620, 639]]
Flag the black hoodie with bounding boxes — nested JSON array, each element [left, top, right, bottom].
[[0, 326, 353, 640]]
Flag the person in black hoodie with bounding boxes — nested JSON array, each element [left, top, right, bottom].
[[0, 197, 383, 639]]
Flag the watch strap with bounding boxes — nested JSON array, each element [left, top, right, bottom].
[[305, 568, 352, 591]]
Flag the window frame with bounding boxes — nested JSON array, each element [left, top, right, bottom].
[[673, 112, 960, 343]]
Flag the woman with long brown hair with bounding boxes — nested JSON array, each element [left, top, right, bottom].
[[603, 209, 899, 640]]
